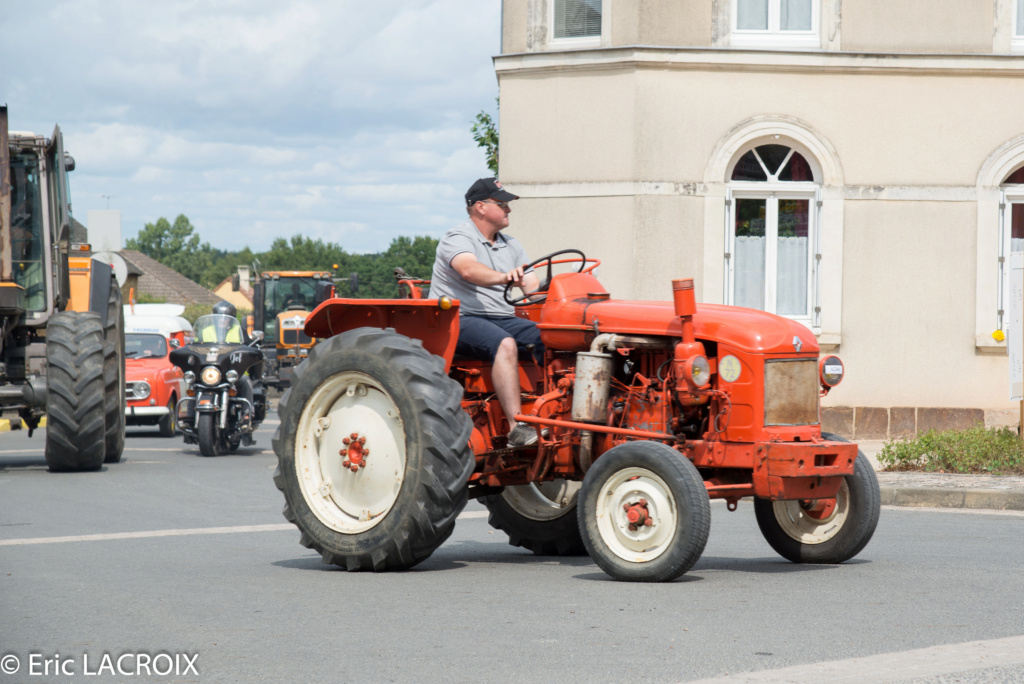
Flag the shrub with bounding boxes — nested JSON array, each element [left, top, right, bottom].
[[877, 424, 1024, 475], [182, 303, 213, 325]]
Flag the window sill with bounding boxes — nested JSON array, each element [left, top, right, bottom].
[[816, 332, 840, 352], [729, 33, 821, 50], [547, 36, 602, 50], [976, 335, 1008, 355]]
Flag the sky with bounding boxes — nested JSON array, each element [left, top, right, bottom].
[[0, 0, 502, 254]]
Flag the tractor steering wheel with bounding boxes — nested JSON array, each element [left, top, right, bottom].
[[503, 249, 589, 307]]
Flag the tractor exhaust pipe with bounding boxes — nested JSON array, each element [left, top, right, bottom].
[[1, 105, 12, 282]]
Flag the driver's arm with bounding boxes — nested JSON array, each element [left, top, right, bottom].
[[450, 253, 526, 288]]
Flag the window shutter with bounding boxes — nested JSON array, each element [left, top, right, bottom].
[[554, 0, 602, 39]]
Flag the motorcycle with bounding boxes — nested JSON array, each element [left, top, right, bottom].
[[170, 314, 267, 456]]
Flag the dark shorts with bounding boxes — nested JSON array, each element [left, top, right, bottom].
[[456, 315, 545, 364]]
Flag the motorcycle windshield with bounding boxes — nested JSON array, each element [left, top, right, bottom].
[[193, 314, 244, 345]]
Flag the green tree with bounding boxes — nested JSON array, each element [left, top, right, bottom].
[[126, 215, 215, 285], [471, 97, 499, 175]]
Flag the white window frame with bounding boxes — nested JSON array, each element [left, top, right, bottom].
[[725, 181, 820, 330], [730, 0, 821, 49], [548, 0, 607, 49], [999, 187, 1024, 330], [1013, 0, 1024, 51]]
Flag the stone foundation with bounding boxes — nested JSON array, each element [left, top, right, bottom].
[[821, 407, 1020, 441]]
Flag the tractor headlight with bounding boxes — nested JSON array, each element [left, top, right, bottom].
[[819, 355, 844, 387], [226, 370, 239, 384], [686, 355, 711, 389], [183, 371, 195, 385], [201, 366, 222, 386], [133, 381, 151, 400]]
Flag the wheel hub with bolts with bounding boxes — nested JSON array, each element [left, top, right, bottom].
[[623, 499, 653, 531], [341, 432, 369, 472]]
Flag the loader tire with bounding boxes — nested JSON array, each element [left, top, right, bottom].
[[44, 312, 107, 472], [483, 481, 587, 556], [273, 328, 474, 571], [102, 280, 126, 463], [754, 434, 880, 564]]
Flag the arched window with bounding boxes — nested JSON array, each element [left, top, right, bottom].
[[726, 143, 819, 326], [999, 166, 1024, 330]]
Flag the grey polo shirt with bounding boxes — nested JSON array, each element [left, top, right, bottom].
[[428, 219, 531, 317]]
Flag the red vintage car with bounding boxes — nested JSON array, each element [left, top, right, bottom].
[[124, 308, 193, 436]]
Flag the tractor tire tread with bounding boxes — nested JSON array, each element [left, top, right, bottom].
[[44, 312, 107, 471]]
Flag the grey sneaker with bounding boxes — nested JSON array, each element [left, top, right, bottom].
[[507, 421, 539, 447]]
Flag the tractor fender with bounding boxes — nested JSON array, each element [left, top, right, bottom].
[[87, 259, 114, 326], [303, 297, 461, 371], [66, 257, 116, 324]]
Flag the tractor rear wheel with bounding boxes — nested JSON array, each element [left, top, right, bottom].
[[102, 279, 126, 463], [44, 312, 107, 472], [754, 434, 880, 564], [578, 441, 711, 582], [483, 480, 587, 556], [273, 328, 473, 571]]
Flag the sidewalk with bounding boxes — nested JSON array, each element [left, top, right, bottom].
[[859, 440, 1024, 512]]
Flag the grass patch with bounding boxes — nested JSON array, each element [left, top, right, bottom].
[[877, 424, 1024, 475]]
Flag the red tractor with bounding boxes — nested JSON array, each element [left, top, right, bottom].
[[272, 250, 880, 582]]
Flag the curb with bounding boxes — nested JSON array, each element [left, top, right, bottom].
[[0, 417, 47, 432], [881, 486, 1024, 511]]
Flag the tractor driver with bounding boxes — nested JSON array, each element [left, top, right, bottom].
[[428, 177, 544, 448], [284, 282, 306, 309]]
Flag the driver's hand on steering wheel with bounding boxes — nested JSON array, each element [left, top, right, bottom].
[[504, 265, 526, 288]]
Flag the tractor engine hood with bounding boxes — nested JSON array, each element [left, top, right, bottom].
[[539, 299, 818, 355]]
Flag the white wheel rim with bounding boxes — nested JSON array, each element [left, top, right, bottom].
[[294, 371, 406, 534], [594, 467, 677, 563], [771, 479, 850, 545], [502, 480, 580, 521]]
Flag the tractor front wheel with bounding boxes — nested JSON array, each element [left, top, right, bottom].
[[483, 480, 587, 556], [102, 278, 126, 463], [44, 312, 107, 472], [754, 435, 880, 564], [578, 441, 711, 582], [272, 328, 473, 571]]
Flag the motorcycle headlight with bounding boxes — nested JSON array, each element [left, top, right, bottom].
[[201, 366, 222, 386], [183, 371, 195, 384], [685, 355, 711, 389], [133, 381, 151, 400], [226, 370, 239, 384]]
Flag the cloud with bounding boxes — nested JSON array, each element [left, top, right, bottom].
[[0, 0, 501, 253]]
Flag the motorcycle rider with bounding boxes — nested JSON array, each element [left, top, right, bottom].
[[197, 301, 246, 343], [196, 301, 264, 431]]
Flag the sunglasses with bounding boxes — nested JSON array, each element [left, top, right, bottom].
[[480, 199, 510, 210]]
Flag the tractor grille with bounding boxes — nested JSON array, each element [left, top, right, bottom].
[[125, 386, 136, 400], [282, 329, 312, 345], [764, 359, 819, 426]]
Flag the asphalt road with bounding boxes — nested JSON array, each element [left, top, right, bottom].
[[2, 419, 1024, 684]]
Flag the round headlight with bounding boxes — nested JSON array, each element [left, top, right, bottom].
[[686, 355, 711, 388], [183, 371, 195, 384], [200, 366, 222, 386], [819, 355, 844, 387], [225, 370, 239, 383], [133, 381, 151, 400]]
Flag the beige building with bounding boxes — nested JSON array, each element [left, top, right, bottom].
[[496, 0, 1024, 438]]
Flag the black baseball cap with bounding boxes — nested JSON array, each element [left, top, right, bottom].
[[465, 177, 519, 206]]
